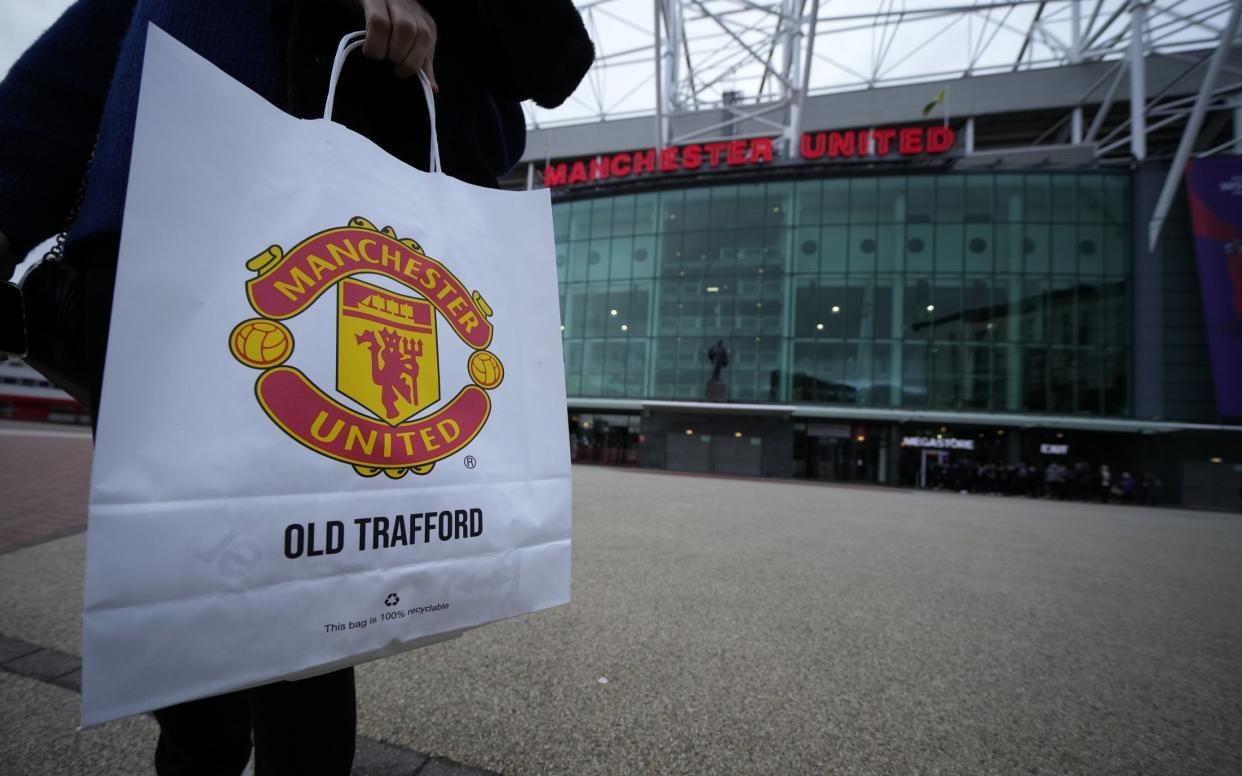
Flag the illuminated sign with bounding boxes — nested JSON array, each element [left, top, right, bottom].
[[1039, 443, 1069, 455], [543, 126, 957, 188], [901, 436, 975, 450]]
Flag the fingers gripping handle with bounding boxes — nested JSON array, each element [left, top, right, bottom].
[[323, 31, 442, 174]]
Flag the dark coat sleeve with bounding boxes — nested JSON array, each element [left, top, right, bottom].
[[423, 0, 595, 109], [0, 0, 134, 260]]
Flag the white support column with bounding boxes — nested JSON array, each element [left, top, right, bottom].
[[1071, 107, 1084, 144], [777, 0, 801, 156], [1234, 92, 1242, 144], [965, 117, 976, 154], [1070, 0, 1083, 63], [654, 0, 664, 150], [526, 163, 535, 191], [1129, 1, 1147, 161]]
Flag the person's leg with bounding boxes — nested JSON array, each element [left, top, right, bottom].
[[249, 668, 356, 776], [153, 691, 253, 776]]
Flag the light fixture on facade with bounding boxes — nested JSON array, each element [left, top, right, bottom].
[[1056, 432, 1064, 439], [560, 324, 565, 331], [734, 432, 743, 438], [1210, 456, 1223, 464], [856, 435, 866, 442], [756, 302, 763, 309], [609, 309, 618, 316], [998, 429, 1005, 435], [706, 286, 720, 293], [772, 206, 780, 213], [620, 324, 629, 332], [816, 323, 824, 330], [685, 429, 694, 436], [926, 304, 935, 312], [831, 305, 841, 313]]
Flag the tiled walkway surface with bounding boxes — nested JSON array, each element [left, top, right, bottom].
[[0, 423, 92, 553]]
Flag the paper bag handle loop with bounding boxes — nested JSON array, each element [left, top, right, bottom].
[[323, 31, 442, 174]]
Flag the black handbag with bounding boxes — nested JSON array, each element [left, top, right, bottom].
[[23, 236, 117, 409]]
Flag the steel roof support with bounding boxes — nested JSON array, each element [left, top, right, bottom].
[[1148, 0, 1242, 252], [1129, 1, 1148, 160]]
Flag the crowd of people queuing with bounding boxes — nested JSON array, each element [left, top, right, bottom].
[[923, 458, 1164, 505]]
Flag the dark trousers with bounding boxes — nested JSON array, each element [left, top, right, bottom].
[[153, 667, 357, 776]]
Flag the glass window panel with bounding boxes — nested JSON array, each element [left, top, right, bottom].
[[611, 195, 636, 235], [608, 236, 634, 281], [1023, 347, 1047, 411], [850, 177, 878, 223], [626, 281, 652, 337], [634, 193, 658, 234], [876, 223, 904, 272], [582, 284, 611, 337], [736, 183, 767, 228], [930, 280, 963, 341], [965, 176, 993, 221], [995, 175, 1023, 223], [568, 241, 589, 282], [842, 342, 868, 405], [1024, 224, 1050, 273], [995, 224, 1022, 273], [563, 339, 582, 395], [877, 178, 905, 223], [555, 246, 567, 284], [843, 278, 870, 339], [1103, 175, 1129, 226], [905, 278, 933, 338], [631, 235, 656, 279], [1077, 176, 1105, 223], [963, 344, 991, 408], [1077, 224, 1104, 276], [682, 188, 712, 232], [588, 238, 611, 282], [907, 177, 935, 222], [935, 223, 963, 272], [902, 342, 929, 406], [588, 198, 613, 239], [820, 225, 848, 272], [963, 278, 993, 342], [1051, 224, 1076, 274], [849, 224, 878, 273], [872, 341, 896, 406], [796, 179, 824, 224], [821, 179, 850, 223], [1075, 346, 1101, 413], [873, 277, 896, 339], [710, 185, 738, 225], [1049, 276, 1076, 346], [767, 182, 793, 229], [1048, 347, 1074, 412], [660, 188, 685, 231], [1051, 176, 1077, 222], [936, 176, 965, 222], [1021, 277, 1050, 343], [1103, 225, 1129, 277], [964, 223, 993, 273], [820, 275, 847, 338], [1101, 279, 1128, 347], [992, 344, 1017, 411], [1024, 174, 1051, 222], [582, 340, 606, 396], [998, 276, 1023, 343], [905, 223, 933, 273], [553, 204, 571, 242], [794, 226, 820, 274]]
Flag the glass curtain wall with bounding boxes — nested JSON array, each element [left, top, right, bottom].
[[554, 172, 1131, 415]]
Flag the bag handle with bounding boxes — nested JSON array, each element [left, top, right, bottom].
[[323, 31, 442, 174]]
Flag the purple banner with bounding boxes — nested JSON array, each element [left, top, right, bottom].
[[1185, 158, 1242, 418]]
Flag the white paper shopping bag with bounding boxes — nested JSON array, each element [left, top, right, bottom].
[[81, 25, 571, 727]]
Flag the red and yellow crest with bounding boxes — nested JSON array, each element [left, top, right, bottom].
[[228, 217, 502, 478]]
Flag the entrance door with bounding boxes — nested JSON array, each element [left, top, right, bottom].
[[919, 450, 948, 488]]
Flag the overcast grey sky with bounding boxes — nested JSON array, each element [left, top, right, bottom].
[[0, 2, 74, 79]]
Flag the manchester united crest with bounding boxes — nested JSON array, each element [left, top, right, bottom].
[[228, 216, 502, 478]]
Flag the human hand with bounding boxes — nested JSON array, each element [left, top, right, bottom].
[[355, 0, 438, 90]]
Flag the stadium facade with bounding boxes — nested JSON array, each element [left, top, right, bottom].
[[505, 45, 1242, 510]]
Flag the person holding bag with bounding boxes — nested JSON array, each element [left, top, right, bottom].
[[0, 1, 592, 774]]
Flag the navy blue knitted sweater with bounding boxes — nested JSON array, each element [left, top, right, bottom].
[[0, 0, 593, 262]]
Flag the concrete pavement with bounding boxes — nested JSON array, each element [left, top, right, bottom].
[[2, 421, 1241, 774]]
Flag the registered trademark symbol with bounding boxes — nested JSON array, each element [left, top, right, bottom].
[[464, 455, 477, 469]]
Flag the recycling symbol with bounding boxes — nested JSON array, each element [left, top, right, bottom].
[[384, 593, 400, 607]]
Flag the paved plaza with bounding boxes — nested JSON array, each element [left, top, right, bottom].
[[1, 421, 1241, 775]]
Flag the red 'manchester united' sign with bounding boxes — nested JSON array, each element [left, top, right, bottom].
[[544, 126, 956, 188]]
